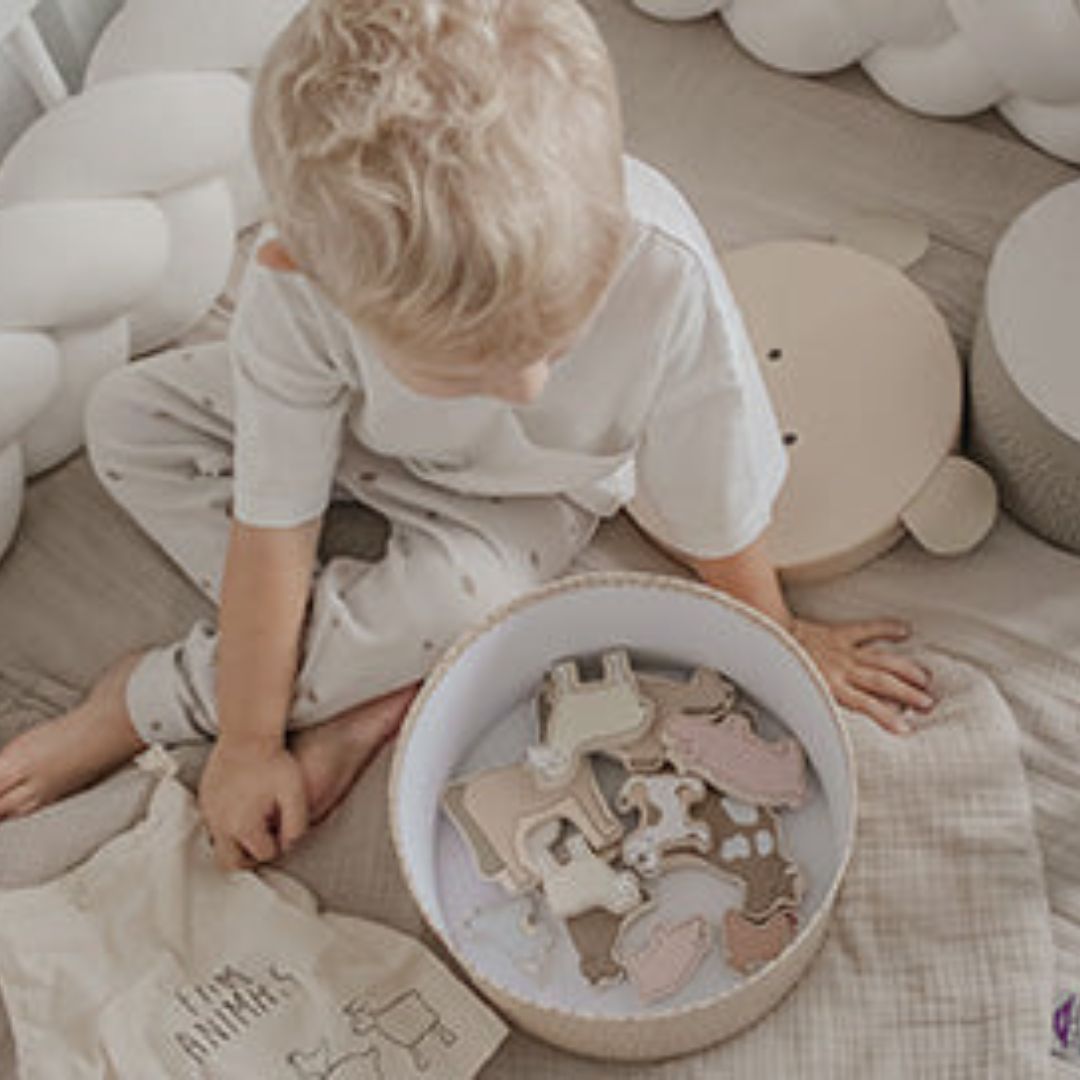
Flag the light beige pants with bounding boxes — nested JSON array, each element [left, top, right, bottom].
[[85, 343, 597, 744]]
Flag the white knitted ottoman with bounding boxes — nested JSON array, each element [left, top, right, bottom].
[[970, 179, 1080, 554]]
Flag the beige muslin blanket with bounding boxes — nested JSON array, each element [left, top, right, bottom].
[[0, 750, 506, 1080]]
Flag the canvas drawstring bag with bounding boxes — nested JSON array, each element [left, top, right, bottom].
[[0, 748, 506, 1079]]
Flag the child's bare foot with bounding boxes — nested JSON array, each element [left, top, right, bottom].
[[0, 654, 147, 821], [289, 684, 419, 824]]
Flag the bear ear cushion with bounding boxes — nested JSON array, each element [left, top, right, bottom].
[[900, 455, 999, 557]]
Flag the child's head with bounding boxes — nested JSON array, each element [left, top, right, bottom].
[[252, 0, 628, 399]]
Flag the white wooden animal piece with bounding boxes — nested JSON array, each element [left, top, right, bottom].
[[617, 774, 711, 877], [524, 822, 642, 920]]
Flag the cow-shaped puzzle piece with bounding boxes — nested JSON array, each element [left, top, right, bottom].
[[463, 894, 555, 977], [524, 820, 642, 919], [663, 709, 807, 808], [528, 650, 655, 788], [442, 759, 622, 893], [679, 791, 804, 922], [608, 667, 738, 773], [619, 916, 713, 1005], [722, 908, 799, 976], [617, 773, 711, 877]]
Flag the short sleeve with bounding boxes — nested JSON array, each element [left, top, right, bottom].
[[630, 253, 788, 559], [229, 251, 353, 529]]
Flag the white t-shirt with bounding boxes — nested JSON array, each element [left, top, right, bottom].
[[229, 158, 788, 559]]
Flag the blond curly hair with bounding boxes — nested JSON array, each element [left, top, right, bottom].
[[252, 0, 628, 370]]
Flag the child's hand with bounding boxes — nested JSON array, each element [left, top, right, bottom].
[[198, 737, 309, 870], [790, 617, 934, 735]]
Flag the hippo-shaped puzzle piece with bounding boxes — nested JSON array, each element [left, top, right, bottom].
[[606, 667, 737, 773], [663, 709, 807, 808]]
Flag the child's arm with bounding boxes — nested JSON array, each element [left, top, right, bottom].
[[197, 517, 321, 869], [661, 532, 935, 735]]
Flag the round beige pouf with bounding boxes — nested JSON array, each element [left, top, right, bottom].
[[970, 179, 1080, 554]]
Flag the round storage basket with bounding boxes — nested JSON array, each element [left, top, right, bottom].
[[970, 179, 1080, 554], [390, 573, 856, 1061]]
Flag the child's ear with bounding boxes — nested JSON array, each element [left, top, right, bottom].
[[256, 239, 300, 273]]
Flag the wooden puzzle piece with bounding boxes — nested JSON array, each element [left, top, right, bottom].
[[462, 894, 555, 977], [442, 759, 621, 893], [563, 901, 655, 988], [607, 667, 738, 773], [663, 709, 807, 808], [721, 908, 798, 976], [565, 908, 626, 987], [528, 650, 655, 788], [617, 773, 711, 877], [523, 821, 642, 919], [619, 916, 713, 1004], [687, 790, 805, 922]]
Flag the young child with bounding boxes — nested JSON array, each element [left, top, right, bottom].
[[0, 0, 933, 866]]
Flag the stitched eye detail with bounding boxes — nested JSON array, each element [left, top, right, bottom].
[[767, 348, 783, 361], [782, 432, 798, 447]]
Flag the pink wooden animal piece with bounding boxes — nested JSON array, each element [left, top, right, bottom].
[[722, 908, 798, 976], [663, 710, 807, 807], [528, 650, 655, 787], [611, 667, 738, 773], [442, 759, 622, 893], [620, 916, 713, 1004]]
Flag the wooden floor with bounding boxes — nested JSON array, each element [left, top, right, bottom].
[[585, 1, 1077, 356]]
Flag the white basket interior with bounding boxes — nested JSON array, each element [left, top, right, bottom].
[[393, 576, 854, 1016]]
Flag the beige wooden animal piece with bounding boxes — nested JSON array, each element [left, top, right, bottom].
[[442, 760, 622, 893], [528, 650, 654, 787]]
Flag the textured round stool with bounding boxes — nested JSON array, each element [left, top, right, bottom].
[[970, 179, 1080, 554]]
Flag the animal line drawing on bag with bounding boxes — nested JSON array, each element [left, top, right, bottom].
[[343, 989, 457, 1072], [286, 1038, 384, 1080]]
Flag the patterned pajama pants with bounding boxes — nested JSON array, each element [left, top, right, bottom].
[[85, 343, 598, 744]]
